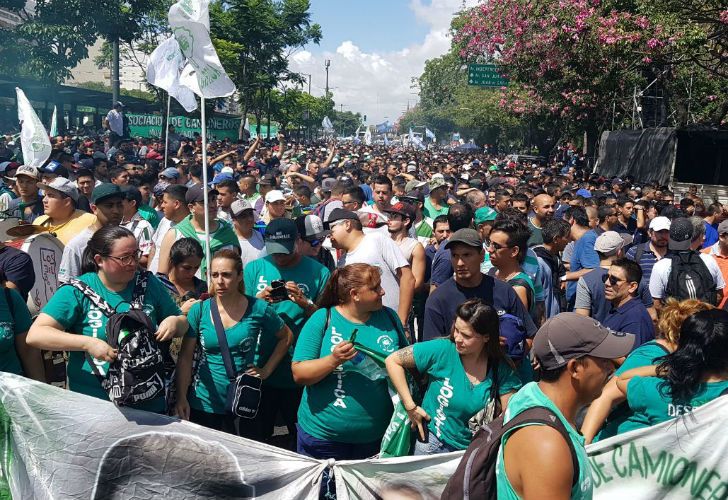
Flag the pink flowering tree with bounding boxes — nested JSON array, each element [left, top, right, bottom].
[[454, 0, 727, 153]]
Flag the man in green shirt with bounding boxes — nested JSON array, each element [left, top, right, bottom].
[[243, 218, 330, 448], [423, 177, 449, 220], [496, 313, 634, 500]]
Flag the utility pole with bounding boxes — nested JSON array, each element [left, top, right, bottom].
[[325, 60, 331, 96], [111, 38, 120, 106]]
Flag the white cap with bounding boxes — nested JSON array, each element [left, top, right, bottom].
[[649, 216, 671, 232], [221, 166, 234, 175], [265, 190, 286, 203]]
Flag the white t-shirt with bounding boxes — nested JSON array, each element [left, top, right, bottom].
[[148, 217, 175, 274], [337, 232, 409, 311], [649, 253, 726, 299], [238, 231, 265, 268], [123, 216, 154, 256], [58, 227, 95, 283], [105, 109, 123, 135]]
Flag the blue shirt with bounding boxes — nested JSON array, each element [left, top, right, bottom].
[[602, 297, 655, 349], [704, 221, 719, 249], [430, 240, 453, 286], [567, 230, 599, 300]]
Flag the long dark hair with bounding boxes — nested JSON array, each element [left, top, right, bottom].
[[80, 225, 136, 274], [657, 309, 728, 403], [450, 298, 513, 368], [169, 237, 203, 267], [317, 263, 381, 309]]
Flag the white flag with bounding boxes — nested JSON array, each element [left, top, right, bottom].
[[243, 117, 250, 132], [363, 126, 372, 145], [322, 116, 334, 130], [16, 88, 51, 168], [49, 105, 58, 137], [147, 36, 198, 112], [168, 0, 235, 99]]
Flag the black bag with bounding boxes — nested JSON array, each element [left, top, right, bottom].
[[67, 272, 166, 406], [665, 251, 717, 305], [209, 298, 262, 418], [440, 406, 579, 500]]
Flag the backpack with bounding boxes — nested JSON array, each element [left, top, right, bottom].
[[665, 251, 717, 305], [66, 271, 167, 406], [312, 197, 335, 220], [440, 406, 579, 500]]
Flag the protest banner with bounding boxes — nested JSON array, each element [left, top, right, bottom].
[[2, 373, 728, 499]]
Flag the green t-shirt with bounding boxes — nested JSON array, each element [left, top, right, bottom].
[[626, 376, 728, 430], [137, 203, 160, 229], [496, 382, 594, 500], [292, 307, 407, 443], [596, 340, 670, 441], [414, 339, 521, 450], [243, 255, 331, 389], [0, 288, 33, 375], [41, 272, 181, 412], [415, 219, 433, 240], [185, 297, 284, 414], [423, 197, 449, 220]]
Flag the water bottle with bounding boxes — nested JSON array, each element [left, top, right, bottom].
[[348, 353, 387, 381]]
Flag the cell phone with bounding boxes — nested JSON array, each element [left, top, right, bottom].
[[270, 280, 289, 301]]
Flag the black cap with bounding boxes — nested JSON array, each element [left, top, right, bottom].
[[445, 228, 483, 249], [669, 217, 693, 251], [258, 174, 277, 187], [324, 208, 359, 229], [185, 184, 218, 204]]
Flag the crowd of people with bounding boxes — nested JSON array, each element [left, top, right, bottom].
[[1, 126, 728, 499]]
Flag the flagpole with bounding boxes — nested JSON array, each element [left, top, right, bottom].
[[200, 97, 212, 284], [164, 94, 171, 168]]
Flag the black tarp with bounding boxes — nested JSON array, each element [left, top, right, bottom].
[[596, 128, 677, 184], [596, 127, 728, 186]]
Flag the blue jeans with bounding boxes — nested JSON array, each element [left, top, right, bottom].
[[413, 430, 458, 455], [296, 424, 381, 499]]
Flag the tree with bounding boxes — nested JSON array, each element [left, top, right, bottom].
[[209, 0, 322, 139]]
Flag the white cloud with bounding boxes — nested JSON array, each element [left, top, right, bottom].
[[289, 0, 477, 126]]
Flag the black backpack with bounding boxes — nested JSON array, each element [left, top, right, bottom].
[[67, 272, 167, 406], [440, 406, 579, 500], [665, 251, 717, 305]]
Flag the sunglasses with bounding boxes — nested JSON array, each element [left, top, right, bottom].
[[602, 274, 626, 286], [304, 238, 322, 247]]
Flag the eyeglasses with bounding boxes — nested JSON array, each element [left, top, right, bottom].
[[488, 241, 512, 251], [105, 250, 142, 266], [304, 238, 322, 247], [602, 273, 626, 286]]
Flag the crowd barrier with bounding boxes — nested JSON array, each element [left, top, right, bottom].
[[1, 373, 726, 499]]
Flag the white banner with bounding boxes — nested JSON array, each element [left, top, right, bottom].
[[147, 36, 199, 112], [363, 127, 372, 146], [15, 88, 51, 168], [168, 0, 235, 99], [2, 373, 728, 499]]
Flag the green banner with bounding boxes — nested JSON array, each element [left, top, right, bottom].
[[467, 63, 509, 88], [127, 113, 278, 141]]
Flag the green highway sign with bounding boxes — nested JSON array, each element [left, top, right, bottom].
[[468, 64, 509, 88]]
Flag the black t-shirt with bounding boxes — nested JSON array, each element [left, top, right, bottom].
[[0, 245, 35, 300], [422, 274, 537, 341]]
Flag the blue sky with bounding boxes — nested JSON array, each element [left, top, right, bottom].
[[288, 0, 473, 124]]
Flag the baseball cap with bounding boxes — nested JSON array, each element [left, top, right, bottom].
[[41, 160, 69, 179], [258, 174, 277, 186], [576, 188, 592, 198], [428, 177, 447, 191], [718, 220, 728, 236], [153, 181, 170, 196], [407, 164, 417, 173], [474, 206, 497, 226], [321, 178, 337, 192], [649, 216, 671, 232], [185, 184, 218, 204], [230, 198, 254, 218], [0, 161, 19, 174], [405, 179, 426, 192], [114, 101, 125, 108], [37, 177, 79, 202], [264, 218, 298, 255], [265, 190, 286, 203], [7, 165, 40, 181], [160, 167, 180, 180], [296, 214, 328, 240], [209, 172, 233, 186], [445, 228, 482, 249], [594, 231, 624, 255], [324, 208, 359, 229], [533, 313, 635, 370], [669, 217, 693, 251], [92, 151, 108, 161], [383, 201, 416, 220], [402, 190, 424, 204], [91, 183, 123, 204], [77, 158, 94, 170]]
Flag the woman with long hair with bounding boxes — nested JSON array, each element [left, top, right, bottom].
[[157, 237, 207, 315], [292, 263, 409, 460], [582, 298, 713, 443], [27, 225, 187, 412], [175, 249, 292, 435], [386, 298, 521, 455]]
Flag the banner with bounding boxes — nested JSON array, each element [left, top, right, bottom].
[[15, 88, 51, 168], [2, 373, 728, 499], [146, 36, 199, 112], [49, 105, 58, 137], [127, 113, 277, 140], [168, 0, 235, 99]]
